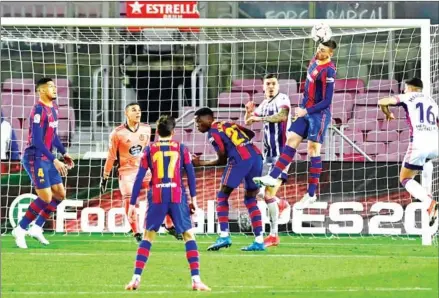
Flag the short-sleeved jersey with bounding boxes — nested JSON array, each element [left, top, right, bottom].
[[396, 92, 439, 145], [23, 102, 59, 160], [208, 121, 261, 163], [253, 92, 291, 158], [140, 140, 192, 203], [301, 58, 336, 115], [104, 123, 151, 176]]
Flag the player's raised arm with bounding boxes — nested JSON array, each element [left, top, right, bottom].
[[130, 146, 151, 206], [378, 97, 399, 120]]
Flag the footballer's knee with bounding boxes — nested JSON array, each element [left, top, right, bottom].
[[307, 142, 321, 157], [286, 133, 302, 148], [220, 185, 233, 196], [182, 230, 195, 242], [35, 187, 53, 203], [51, 183, 66, 200]]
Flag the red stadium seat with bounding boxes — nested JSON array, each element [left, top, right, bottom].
[[366, 130, 399, 142], [399, 130, 411, 142], [362, 142, 385, 155], [218, 92, 250, 107], [354, 93, 381, 106], [367, 79, 399, 94], [231, 79, 263, 94], [252, 93, 265, 105], [346, 119, 380, 131], [375, 153, 403, 162], [331, 106, 351, 123], [334, 79, 365, 94], [335, 129, 364, 144], [387, 141, 409, 154], [278, 79, 298, 94], [1, 93, 13, 107], [380, 119, 408, 131], [288, 93, 303, 106], [353, 106, 385, 120], [2, 78, 34, 93]]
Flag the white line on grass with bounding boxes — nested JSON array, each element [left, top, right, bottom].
[[2, 287, 433, 295], [2, 251, 437, 259]]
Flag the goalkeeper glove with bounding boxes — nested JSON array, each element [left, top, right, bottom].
[[100, 178, 108, 194]]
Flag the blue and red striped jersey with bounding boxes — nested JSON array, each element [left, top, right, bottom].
[[301, 58, 337, 115], [207, 121, 261, 163], [23, 101, 66, 162], [130, 139, 196, 205]]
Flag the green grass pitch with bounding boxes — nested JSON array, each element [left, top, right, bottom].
[[1, 234, 438, 298]]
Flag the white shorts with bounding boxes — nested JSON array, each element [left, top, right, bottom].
[[403, 143, 438, 171], [263, 156, 290, 181]]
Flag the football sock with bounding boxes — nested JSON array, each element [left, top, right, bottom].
[[19, 197, 48, 230], [402, 178, 432, 205], [134, 240, 152, 276], [185, 240, 200, 280], [265, 196, 279, 236], [269, 146, 296, 179], [422, 161, 433, 195], [35, 198, 62, 227], [244, 195, 263, 238], [216, 190, 230, 234], [308, 156, 322, 197]]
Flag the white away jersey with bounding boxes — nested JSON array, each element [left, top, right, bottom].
[[396, 92, 439, 145], [253, 92, 292, 158]]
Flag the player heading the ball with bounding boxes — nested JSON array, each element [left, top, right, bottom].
[[125, 115, 210, 291], [378, 78, 439, 226], [254, 40, 337, 210], [192, 107, 266, 251], [13, 78, 74, 249]]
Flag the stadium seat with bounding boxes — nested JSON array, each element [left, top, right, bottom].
[[11, 106, 32, 119], [57, 120, 70, 141], [278, 79, 298, 94], [335, 129, 364, 144], [14, 129, 29, 155], [334, 79, 365, 94], [10, 118, 21, 130], [362, 142, 384, 155], [296, 142, 308, 154], [399, 130, 411, 142], [380, 119, 407, 131], [216, 111, 244, 121], [231, 79, 263, 94], [2, 78, 34, 93], [389, 106, 406, 119], [253, 130, 263, 142], [366, 130, 399, 142], [387, 141, 409, 154], [375, 153, 403, 162], [346, 119, 380, 131], [353, 106, 385, 120], [252, 93, 265, 105], [248, 121, 263, 131], [288, 93, 303, 106], [353, 93, 382, 106], [1, 93, 13, 107], [218, 92, 249, 107], [367, 79, 399, 94]]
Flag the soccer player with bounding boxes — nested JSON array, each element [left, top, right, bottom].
[[12, 78, 74, 249], [378, 78, 438, 226], [101, 103, 179, 242], [125, 115, 210, 291], [192, 107, 265, 251], [254, 40, 337, 210], [245, 73, 291, 247]]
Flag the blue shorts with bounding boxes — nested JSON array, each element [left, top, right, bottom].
[[22, 157, 63, 189], [288, 112, 331, 144], [145, 191, 192, 234], [222, 156, 263, 191]]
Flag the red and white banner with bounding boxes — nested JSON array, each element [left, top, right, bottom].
[[126, 1, 200, 32]]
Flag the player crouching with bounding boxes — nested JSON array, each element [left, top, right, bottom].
[[125, 115, 210, 291]]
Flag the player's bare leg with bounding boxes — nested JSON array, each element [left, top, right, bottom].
[[13, 187, 52, 249], [123, 198, 142, 242], [253, 132, 302, 187], [182, 231, 211, 291], [295, 141, 321, 210], [28, 183, 66, 246], [207, 185, 233, 251], [400, 166, 438, 226]]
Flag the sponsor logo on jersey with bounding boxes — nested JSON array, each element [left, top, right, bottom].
[[129, 144, 143, 156], [48, 121, 58, 128], [33, 114, 41, 124], [155, 182, 177, 188]]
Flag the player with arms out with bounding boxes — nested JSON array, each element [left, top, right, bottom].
[[245, 73, 291, 247], [254, 40, 337, 210], [12, 78, 74, 249], [378, 78, 439, 226], [125, 115, 210, 291], [192, 108, 265, 251], [101, 103, 179, 242]]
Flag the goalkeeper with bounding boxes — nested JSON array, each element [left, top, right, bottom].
[[101, 103, 180, 242]]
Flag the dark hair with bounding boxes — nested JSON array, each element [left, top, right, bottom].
[[405, 77, 423, 89], [35, 77, 53, 91], [156, 115, 176, 137], [263, 73, 278, 81], [321, 40, 337, 50], [125, 102, 140, 110], [194, 107, 214, 118]]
